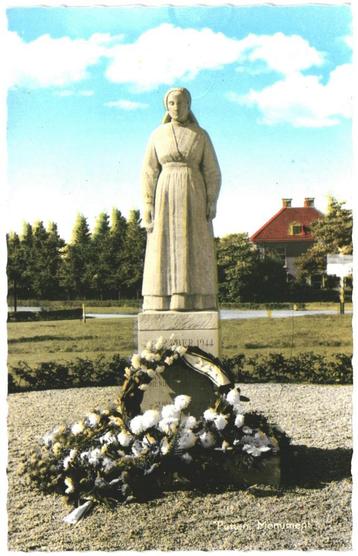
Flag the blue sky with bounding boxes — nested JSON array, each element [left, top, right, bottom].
[[5, 3, 353, 240]]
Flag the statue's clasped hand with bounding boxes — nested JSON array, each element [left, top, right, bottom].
[[206, 201, 217, 221], [143, 203, 154, 233]]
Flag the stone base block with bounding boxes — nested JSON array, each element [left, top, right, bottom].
[[138, 310, 220, 357]]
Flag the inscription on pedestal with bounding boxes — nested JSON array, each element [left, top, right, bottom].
[[138, 310, 220, 357]]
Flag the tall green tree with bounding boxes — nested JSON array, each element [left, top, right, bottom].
[[121, 209, 146, 298], [296, 197, 352, 282], [108, 208, 128, 299], [90, 212, 112, 299], [45, 222, 66, 298], [60, 214, 92, 298], [31, 220, 50, 298], [18, 221, 35, 298], [7, 231, 24, 310]]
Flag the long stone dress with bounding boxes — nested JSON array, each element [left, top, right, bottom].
[[141, 121, 221, 311]]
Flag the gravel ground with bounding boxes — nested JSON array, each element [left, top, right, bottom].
[[7, 384, 352, 551]]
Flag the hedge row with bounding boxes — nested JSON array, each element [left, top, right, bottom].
[[8, 351, 352, 394], [8, 308, 83, 322]]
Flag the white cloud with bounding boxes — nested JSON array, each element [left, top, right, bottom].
[[6, 31, 112, 88], [239, 32, 324, 75], [105, 27, 324, 89], [79, 90, 95, 96], [342, 35, 353, 49], [54, 90, 74, 97], [54, 89, 94, 98], [105, 23, 243, 90], [227, 63, 352, 128], [6, 25, 325, 93], [105, 99, 149, 110]]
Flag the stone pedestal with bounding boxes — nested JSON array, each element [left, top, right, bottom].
[[138, 310, 220, 357]]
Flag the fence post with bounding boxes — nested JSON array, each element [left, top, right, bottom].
[[339, 277, 345, 315]]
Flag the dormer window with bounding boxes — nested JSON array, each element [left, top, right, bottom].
[[289, 222, 302, 235]]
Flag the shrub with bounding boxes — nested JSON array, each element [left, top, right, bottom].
[[8, 350, 352, 394], [223, 352, 352, 385], [9, 355, 128, 393]]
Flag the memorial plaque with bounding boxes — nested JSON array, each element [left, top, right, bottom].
[[138, 310, 221, 357], [141, 353, 230, 417]]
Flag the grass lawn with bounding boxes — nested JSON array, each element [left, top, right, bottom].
[[7, 313, 352, 368]]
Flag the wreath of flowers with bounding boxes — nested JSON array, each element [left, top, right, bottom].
[[19, 338, 290, 524]]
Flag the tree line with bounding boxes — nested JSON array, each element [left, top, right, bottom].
[[7, 197, 352, 306], [7, 209, 146, 305]]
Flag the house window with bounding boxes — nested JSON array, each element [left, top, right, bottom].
[[290, 223, 302, 235]]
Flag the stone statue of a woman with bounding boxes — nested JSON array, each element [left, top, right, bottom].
[[141, 87, 221, 312]]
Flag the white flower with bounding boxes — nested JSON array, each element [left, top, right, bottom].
[[177, 430, 197, 450], [63, 448, 78, 470], [242, 426, 253, 435], [155, 336, 164, 350], [142, 409, 160, 430], [214, 414, 228, 431], [200, 431, 216, 448], [243, 444, 269, 457], [86, 413, 100, 427], [164, 355, 175, 366], [226, 388, 242, 409], [156, 365, 165, 374], [181, 452, 193, 464], [99, 432, 116, 445], [146, 368, 156, 379], [102, 457, 116, 472], [158, 418, 179, 435], [117, 430, 133, 447], [203, 408, 217, 421], [141, 348, 154, 361], [42, 432, 54, 446], [145, 340, 153, 350], [174, 395, 191, 411], [87, 448, 102, 465], [132, 440, 148, 457], [181, 415, 197, 429], [71, 422, 84, 435], [131, 353, 141, 369], [64, 477, 74, 494], [63, 500, 93, 525], [160, 437, 170, 455], [175, 345, 187, 356], [138, 384, 149, 391], [129, 415, 145, 435], [63, 455, 71, 470], [161, 404, 180, 420], [235, 414, 245, 429]]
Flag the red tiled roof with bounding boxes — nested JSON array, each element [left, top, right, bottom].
[[251, 206, 323, 243]]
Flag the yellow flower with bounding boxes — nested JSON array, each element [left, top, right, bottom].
[[52, 442, 62, 456], [64, 476, 75, 494], [101, 444, 108, 454], [109, 416, 123, 427]]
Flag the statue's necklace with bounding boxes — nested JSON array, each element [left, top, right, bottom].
[[171, 122, 185, 161]]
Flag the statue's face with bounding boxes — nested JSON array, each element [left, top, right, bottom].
[[167, 91, 189, 123]]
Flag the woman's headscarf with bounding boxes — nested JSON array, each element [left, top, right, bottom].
[[162, 87, 199, 125]]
